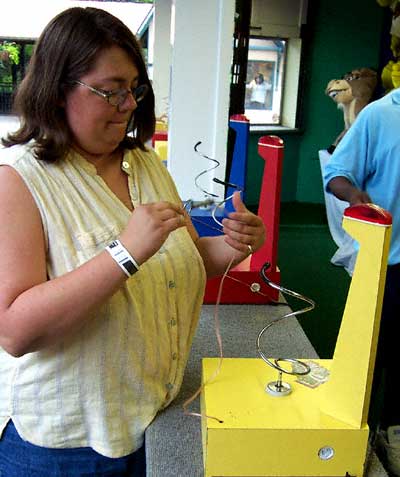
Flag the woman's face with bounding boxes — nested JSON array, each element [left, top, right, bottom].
[[64, 45, 139, 159]]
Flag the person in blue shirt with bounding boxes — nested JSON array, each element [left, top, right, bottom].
[[323, 87, 400, 476]]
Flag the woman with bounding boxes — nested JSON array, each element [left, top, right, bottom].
[[0, 7, 265, 476], [247, 73, 272, 110]]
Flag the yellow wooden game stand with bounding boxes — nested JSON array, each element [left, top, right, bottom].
[[201, 204, 392, 477]]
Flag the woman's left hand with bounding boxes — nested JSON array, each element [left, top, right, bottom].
[[221, 191, 266, 255]]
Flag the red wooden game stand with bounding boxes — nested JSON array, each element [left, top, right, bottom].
[[203, 135, 283, 304]]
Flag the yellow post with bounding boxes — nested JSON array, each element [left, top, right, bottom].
[[321, 206, 391, 427]]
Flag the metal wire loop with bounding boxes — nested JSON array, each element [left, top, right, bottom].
[[192, 140, 245, 228], [193, 141, 243, 199], [193, 141, 220, 198], [256, 262, 315, 376]]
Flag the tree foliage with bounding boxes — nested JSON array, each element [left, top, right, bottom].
[[0, 41, 20, 65]]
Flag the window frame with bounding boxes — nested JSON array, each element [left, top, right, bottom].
[[244, 36, 287, 127], [245, 34, 305, 133]]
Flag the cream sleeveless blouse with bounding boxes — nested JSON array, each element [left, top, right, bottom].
[[0, 144, 206, 458]]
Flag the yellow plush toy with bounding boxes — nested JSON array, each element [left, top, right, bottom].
[[377, 0, 400, 91]]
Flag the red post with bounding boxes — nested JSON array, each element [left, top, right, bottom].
[[251, 135, 284, 276], [151, 131, 168, 147], [203, 135, 283, 303]]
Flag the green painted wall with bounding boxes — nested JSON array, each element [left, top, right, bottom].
[[246, 0, 386, 207]]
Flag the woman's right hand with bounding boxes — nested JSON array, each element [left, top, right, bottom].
[[119, 201, 186, 265], [0, 175, 184, 356]]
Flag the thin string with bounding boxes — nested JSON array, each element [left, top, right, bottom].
[[223, 274, 287, 304], [182, 256, 235, 423], [190, 216, 223, 234]]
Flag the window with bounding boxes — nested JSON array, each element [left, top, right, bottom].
[[245, 37, 286, 125], [0, 39, 35, 114], [247, 0, 308, 130]]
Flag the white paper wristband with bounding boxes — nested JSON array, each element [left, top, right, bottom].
[[106, 240, 139, 277]]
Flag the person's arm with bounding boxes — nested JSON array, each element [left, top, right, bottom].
[[185, 192, 266, 278], [0, 166, 185, 357], [327, 176, 371, 205]]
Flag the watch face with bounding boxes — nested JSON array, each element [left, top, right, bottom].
[[318, 446, 335, 460]]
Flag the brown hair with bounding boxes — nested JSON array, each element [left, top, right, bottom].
[[2, 7, 155, 161]]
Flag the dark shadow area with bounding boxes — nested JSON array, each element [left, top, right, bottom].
[[277, 202, 351, 358]]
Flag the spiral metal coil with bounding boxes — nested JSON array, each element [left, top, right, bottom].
[[257, 263, 315, 380]]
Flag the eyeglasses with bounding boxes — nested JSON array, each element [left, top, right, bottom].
[[72, 80, 148, 107]]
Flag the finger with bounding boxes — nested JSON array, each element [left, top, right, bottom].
[[222, 220, 252, 236], [223, 213, 265, 231], [179, 214, 187, 226], [227, 208, 264, 226], [231, 191, 247, 213], [150, 203, 185, 223], [223, 214, 261, 228], [153, 201, 185, 215], [157, 208, 181, 221], [163, 214, 186, 230], [223, 225, 253, 245], [224, 235, 251, 254]]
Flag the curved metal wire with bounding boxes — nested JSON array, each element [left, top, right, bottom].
[[190, 141, 243, 227], [193, 141, 220, 198], [256, 263, 315, 376], [211, 192, 237, 227], [193, 141, 244, 227]]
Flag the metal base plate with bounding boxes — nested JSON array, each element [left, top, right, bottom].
[[266, 380, 292, 397]]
